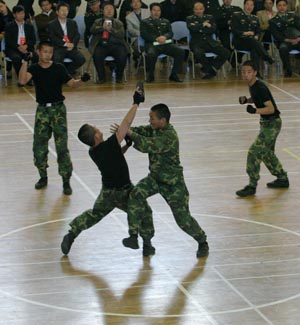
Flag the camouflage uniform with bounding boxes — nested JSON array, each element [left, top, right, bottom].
[[33, 103, 73, 179], [246, 78, 288, 188], [247, 118, 287, 187], [128, 123, 207, 243], [69, 183, 154, 239]]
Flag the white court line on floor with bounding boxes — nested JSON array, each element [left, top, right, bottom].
[[8, 88, 216, 323]]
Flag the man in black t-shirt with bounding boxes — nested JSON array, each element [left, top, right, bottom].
[[236, 60, 289, 197], [60, 85, 156, 257], [18, 41, 90, 195]]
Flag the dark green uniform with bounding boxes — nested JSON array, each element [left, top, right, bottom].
[[84, 8, 103, 48], [269, 12, 300, 76], [217, 4, 242, 50], [246, 79, 288, 187], [231, 11, 273, 72], [187, 13, 230, 76], [140, 16, 185, 80], [127, 123, 207, 244]]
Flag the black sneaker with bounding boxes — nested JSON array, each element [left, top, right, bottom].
[[61, 232, 75, 255], [143, 244, 156, 257], [35, 177, 48, 190], [122, 235, 139, 249], [236, 185, 256, 197], [267, 178, 289, 188], [197, 241, 209, 258], [63, 179, 72, 195]]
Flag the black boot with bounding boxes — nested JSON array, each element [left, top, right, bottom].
[[63, 178, 72, 195], [122, 234, 139, 249], [142, 239, 155, 257], [61, 232, 75, 255], [197, 241, 209, 258], [35, 177, 48, 190]]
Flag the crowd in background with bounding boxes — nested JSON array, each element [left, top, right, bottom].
[[1, 0, 300, 84]]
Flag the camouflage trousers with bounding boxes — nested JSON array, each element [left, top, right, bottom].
[[69, 184, 154, 240], [247, 117, 287, 187], [128, 174, 207, 243], [33, 103, 73, 179]]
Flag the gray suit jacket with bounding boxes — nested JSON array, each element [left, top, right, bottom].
[[126, 9, 149, 40]]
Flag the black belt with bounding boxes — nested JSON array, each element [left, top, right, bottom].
[[38, 101, 64, 107], [261, 116, 280, 121]]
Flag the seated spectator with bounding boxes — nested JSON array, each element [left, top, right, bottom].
[[270, 0, 300, 77], [160, 0, 185, 23], [126, 0, 149, 65], [231, 0, 274, 77], [84, 0, 103, 48], [187, 1, 230, 79], [17, 0, 34, 21], [257, 0, 276, 46], [0, 0, 14, 49], [89, 3, 129, 83], [140, 2, 185, 83], [4, 5, 37, 79], [48, 2, 86, 76], [119, 0, 148, 28], [35, 0, 57, 42], [217, 0, 242, 52]]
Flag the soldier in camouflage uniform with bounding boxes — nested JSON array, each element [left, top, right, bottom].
[[60, 86, 156, 257], [122, 103, 209, 258], [269, 0, 300, 77], [236, 60, 289, 197], [18, 41, 90, 195]]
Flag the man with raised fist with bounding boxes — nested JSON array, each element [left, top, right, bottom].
[[18, 41, 90, 195], [236, 60, 289, 197]]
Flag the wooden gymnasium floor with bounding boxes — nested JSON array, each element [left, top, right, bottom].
[[1, 61, 300, 325]]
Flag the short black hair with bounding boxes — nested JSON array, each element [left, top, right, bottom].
[[276, 0, 287, 4], [243, 0, 254, 4], [242, 60, 257, 71], [37, 41, 53, 50], [151, 103, 171, 123], [150, 2, 161, 10], [78, 124, 96, 147], [12, 5, 25, 13], [38, 0, 52, 7], [56, 1, 70, 11]]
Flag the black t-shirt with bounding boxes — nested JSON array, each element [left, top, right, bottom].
[[89, 134, 131, 189], [28, 62, 72, 104], [249, 79, 280, 120]]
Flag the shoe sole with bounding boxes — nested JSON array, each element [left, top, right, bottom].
[[122, 238, 139, 249]]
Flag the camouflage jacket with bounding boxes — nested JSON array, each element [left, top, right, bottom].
[[131, 123, 183, 184]]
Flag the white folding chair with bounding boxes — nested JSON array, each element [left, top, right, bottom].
[[230, 33, 251, 76]]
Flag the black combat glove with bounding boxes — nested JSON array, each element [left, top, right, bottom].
[[81, 72, 91, 82], [23, 52, 31, 62], [239, 96, 248, 104], [124, 135, 132, 147], [133, 81, 145, 105], [247, 105, 256, 114]]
